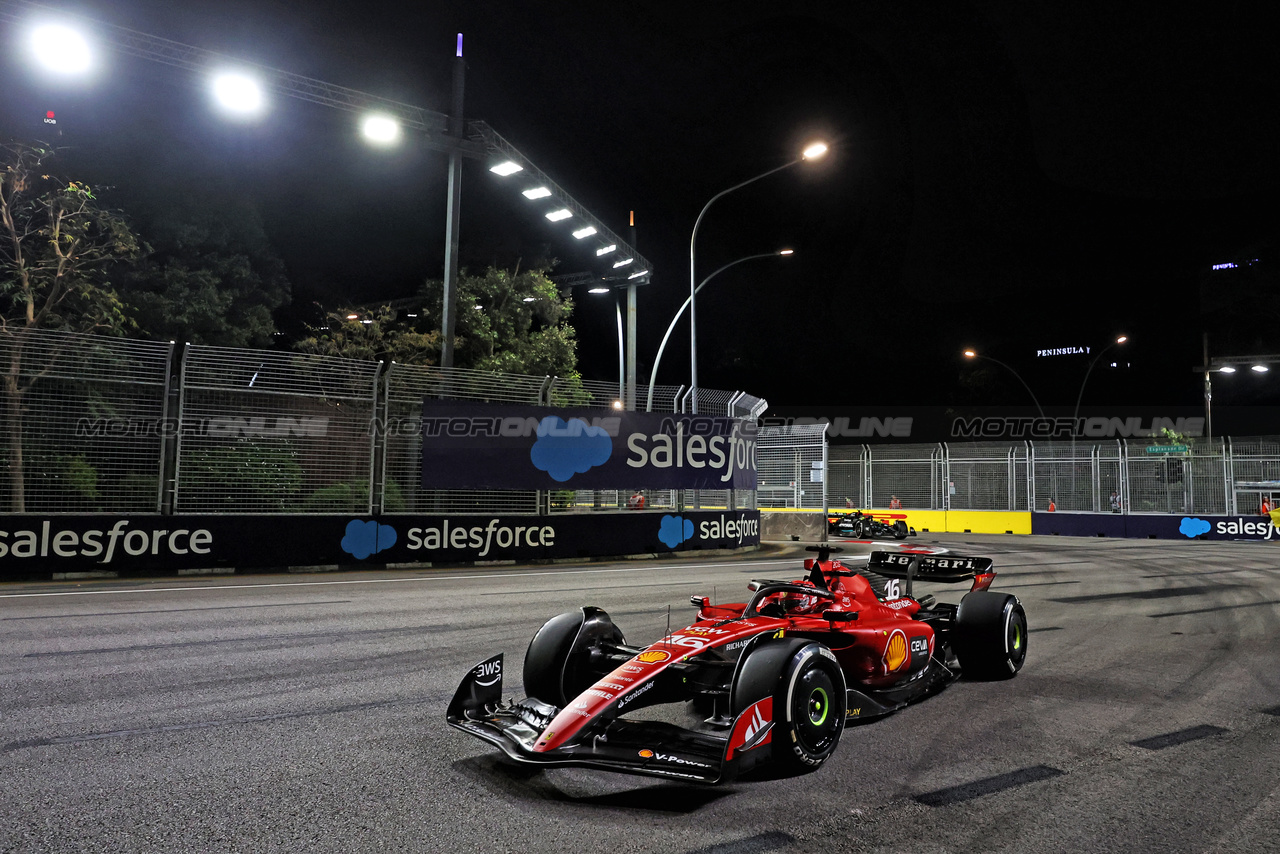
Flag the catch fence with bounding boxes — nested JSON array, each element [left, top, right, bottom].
[[756, 431, 1280, 516], [0, 328, 767, 515]]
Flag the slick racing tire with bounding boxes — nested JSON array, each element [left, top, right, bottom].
[[892, 521, 908, 540], [952, 591, 1027, 680], [774, 643, 847, 774], [523, 608, 625, 707], [851, 520, 866, 539]]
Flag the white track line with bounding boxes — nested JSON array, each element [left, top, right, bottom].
[[0, 558, 806, 600]]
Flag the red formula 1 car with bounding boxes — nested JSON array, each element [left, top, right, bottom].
[[447, 546, 1027, 784]]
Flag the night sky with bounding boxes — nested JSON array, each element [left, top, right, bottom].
[[2, 1, 1276, 412]]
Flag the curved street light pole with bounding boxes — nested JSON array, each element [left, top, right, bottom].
[[689, 142, 826, 414], [1072, 336, 1128, 434], [963, 351, 1045, 419], [649, 251, 789, 412], [689, 160, 799, 414], [1070, 336, 1127, 506]]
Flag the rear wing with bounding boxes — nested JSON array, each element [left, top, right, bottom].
[[866, 551, 995, 596]]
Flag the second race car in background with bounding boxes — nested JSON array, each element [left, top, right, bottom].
[[832, 510, 914, 540]]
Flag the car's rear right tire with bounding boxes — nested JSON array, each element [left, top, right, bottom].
[[953, 592, 1027, 680]]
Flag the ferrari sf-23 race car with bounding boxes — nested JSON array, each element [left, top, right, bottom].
[[447, 546, 1027, 784]]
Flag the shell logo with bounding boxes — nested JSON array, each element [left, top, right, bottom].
[[884, 629, 909, 671], [636, 649, 671, 664], [638, 749, 654, 758]]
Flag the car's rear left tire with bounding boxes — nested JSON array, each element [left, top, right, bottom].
[[892, 521, 908, 539], [952, 591, 1027, 679]]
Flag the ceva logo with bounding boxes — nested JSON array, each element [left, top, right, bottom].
[[658, 514, 695, 548], [341, 519, 398, 559], [1179, 517, 1211, 538], [529, 416, 612, 481]]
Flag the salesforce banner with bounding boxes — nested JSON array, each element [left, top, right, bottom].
[[419, 403, 758, 490], [1032, 512, 1279, 541], [0, 511, 761, 578]]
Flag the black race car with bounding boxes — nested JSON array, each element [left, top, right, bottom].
[[833, 510, 914, 540], [447, 546, 1027, 783]]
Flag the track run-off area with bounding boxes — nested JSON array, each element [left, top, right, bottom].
[[2, 534, 1279, 853]]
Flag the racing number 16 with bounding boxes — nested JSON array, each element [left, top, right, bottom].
[[884, 579, 900, 599]]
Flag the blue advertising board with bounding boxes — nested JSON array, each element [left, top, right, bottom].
[[1032, 512, 1279, 541], [0, 510, 761, 579], [419, 403, 759, 490]]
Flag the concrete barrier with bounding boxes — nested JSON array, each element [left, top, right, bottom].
[[761, 511, 827, 542]]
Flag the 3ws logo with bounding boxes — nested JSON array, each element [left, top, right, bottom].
[[472, 658, 502, 687], [341, 520, 398, 559], [530, 416, 613, 481]]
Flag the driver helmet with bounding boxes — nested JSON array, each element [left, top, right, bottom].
[[778, 580, 819, 613]]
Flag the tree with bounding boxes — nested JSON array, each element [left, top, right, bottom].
[[422, 266, 580, 377], [298, 265, 583, 380], [120, 193, 291, 347], [1, 142, 141, 511], [294, 304, 439, 363]]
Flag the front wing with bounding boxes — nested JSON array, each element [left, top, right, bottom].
[[446, 654, 775, 784]]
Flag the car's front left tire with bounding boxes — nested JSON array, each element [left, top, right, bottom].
[[773, 643, 847, 774]]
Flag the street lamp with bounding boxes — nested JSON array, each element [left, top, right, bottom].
[[648, 250, 793, 411], [962, 349, 1045, 418], [688, 141, 827, 413], [1072, 335, 1128, 434]]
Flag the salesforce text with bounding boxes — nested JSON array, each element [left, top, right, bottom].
[[405, 519, 555, 558], [0, 521, 213, 563]]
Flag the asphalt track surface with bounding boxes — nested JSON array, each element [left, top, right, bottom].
[[2, 534, 1279, 854]]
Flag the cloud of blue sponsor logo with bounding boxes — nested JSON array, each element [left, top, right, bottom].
[[1178, 517, 1211, 538], [341, 520, 398, 559], [658, 514, 695, 548], [529, 416, 613, 481]]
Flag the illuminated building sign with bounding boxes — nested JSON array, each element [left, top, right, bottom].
[[1036, 346, 1091, 357]]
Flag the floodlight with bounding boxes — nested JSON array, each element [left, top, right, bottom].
[[545, 209, 572, 222], [1219, 366, 1237, 373], [596, 244, 617, 256], [588, 287, 610, 294], [522, 297, 537, 303], [572, 226, 598, 239], [29, 23, 92, 75], [612, 257, 633, 268], [211, 71, 265, 117], [522, 187, 551, 199], [489, 161, 523, 176], [963, 350, 977, 358], [1116, 335, 1128, 344], [627, 269, 649, 279], [1252, 365, 1269, 373], [361, 114, 400, 144], [779, 249, 795, 255]]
